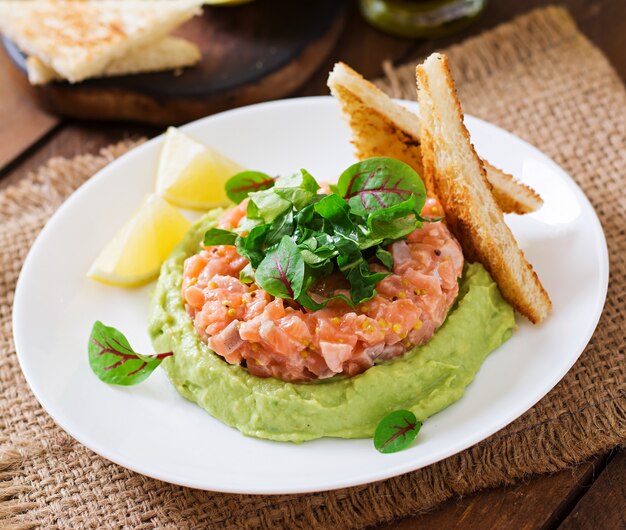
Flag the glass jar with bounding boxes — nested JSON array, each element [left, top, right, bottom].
[[359, 0, 487, 38]]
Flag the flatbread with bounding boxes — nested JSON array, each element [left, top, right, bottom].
[[27, 36, 201, 84], [0, 0, 203, 83]]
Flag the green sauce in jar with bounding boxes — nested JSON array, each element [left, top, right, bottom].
[[359, 0, 487, 38]]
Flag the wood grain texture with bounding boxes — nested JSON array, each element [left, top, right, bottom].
[[376, 456, 608, 530], [559, 450, 626, 530], [0, 47, 58, 170], [2, 0, 347, 125], [0, 122, 154, 190]]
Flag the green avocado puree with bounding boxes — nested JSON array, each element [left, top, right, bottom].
[[148, 210, 516, 442]]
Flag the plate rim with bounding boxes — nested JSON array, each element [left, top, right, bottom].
[[12, 96, 610, 494]]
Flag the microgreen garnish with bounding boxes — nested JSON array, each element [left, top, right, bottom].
[[88, 321, 172, 386], [204, 228, 238, 246], [225, 170, 275, 204], [255, 236, 305, 300], [337, 157, 425, 217], [374, 410, 422, 453], [207, 157, 426, 309]]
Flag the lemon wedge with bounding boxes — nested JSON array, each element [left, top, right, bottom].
[[156, 127, 245, 210], [87, 194, 191, 287]]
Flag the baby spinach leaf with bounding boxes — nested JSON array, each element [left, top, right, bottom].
[[337, 157, 426, 217], [203, 228, 237, 246], [374, 410, 422, 454], [255, 236, 305, 300], [88, 321, 172, 386], [225, 171, 275, 204]]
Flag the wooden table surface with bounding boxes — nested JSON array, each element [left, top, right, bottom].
[[1, 1, 624, 529]]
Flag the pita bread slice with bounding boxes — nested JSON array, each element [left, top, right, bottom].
[[327, 62, 542, 215], [27, 36, 201, 85], [416, 53, 551, 324], [0, 0, 202, 83]]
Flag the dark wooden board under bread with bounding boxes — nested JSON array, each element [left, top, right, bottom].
[[2, 0, 346, 125]]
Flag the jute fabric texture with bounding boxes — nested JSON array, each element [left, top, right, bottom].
[[1, 6, 625, 529]]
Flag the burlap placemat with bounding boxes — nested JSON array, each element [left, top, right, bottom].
[[1, 6, 624, 529]]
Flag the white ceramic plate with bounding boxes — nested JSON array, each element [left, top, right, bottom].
[[13, 97, 608, 494]]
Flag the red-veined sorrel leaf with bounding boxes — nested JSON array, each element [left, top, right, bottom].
[[337, 157, 426, 217], [374, 410, 421, 454], [88, 321, 172, 386], [255, 236, 304, 300], [226, 171, 275, 204]]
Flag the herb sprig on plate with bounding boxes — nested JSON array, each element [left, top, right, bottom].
[[205, 157, 426, 309], [88, 321, 172, 385]]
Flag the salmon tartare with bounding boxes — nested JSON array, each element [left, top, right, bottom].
[[182, 197, 463, 383]]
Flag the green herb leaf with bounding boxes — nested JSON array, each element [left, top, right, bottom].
[[346, 260, 389, 304], [247, 188, 291, 223], [239, 263, 255, 284], [274, 169, 320, 210], [314, 194, 357, 238], [235, 224, 271, 269], [374, 410, 422, 454], [265, 210, 295, 247], [275, 168, 320, 193], [217, 157, 431, 310], [88, 321, 172, 386], [225, 171, 275, 204], [337, 157, 426, 217], [296, 290, 355, 311], [369, 216, 419, 242], [203, 228, 237, 246], [255, 236, 305, 300], [375, 247, 394, 270]]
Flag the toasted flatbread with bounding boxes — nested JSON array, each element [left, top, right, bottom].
[[416, 53, 551, 323], [328, 62, 542, 215], [27, 36, 201, 85], [0, 0, 202, 83]]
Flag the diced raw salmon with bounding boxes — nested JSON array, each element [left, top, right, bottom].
[[181, 197, 463, 382]]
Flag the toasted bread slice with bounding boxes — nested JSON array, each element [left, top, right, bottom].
[[484, 161, 543, 215], [328, 62, 542, 215], [416, 53, 551, 323], [26, 36, 201, 85], [0, 0, 202, 83]]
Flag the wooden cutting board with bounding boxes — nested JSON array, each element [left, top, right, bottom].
[[2, 0, 346, 125]]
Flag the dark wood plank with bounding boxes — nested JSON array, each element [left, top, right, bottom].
[[0, 46, 59, 171], [559, 450, 626, 530], [0, 121, 155, 190], [1, 0, 347, 125], [375, 456, 607, 530]]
